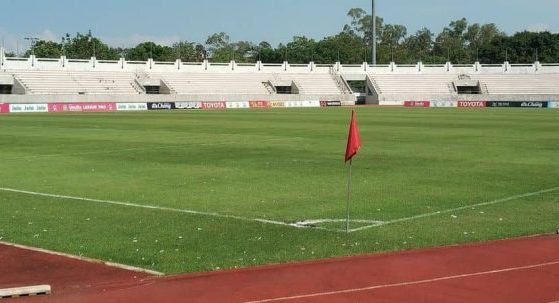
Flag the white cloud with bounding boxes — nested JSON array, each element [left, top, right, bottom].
[[0, 28, 59, 55], [100, 33, 181, 48], [527, 23, 549, 33], [1, 29, 182, 55], [38, 29, 58, 42], [0, 28, 21, 54]]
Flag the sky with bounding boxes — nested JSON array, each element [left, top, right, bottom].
[[1, 0, 558, 53]]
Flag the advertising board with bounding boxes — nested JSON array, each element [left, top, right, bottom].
[[146, 102, 175, 110], [379, 101, 404, 106], [201, 102, 226, 110], [430, 101, 457, 108], [0, 103, 9, 113], [548, 102, 559, 108], [457, 101, 487, 108], [226, 102, 249, 109], [48, 103, 116, 113], [486, 101, 548, 108], [269, 101, 285, 108], [176, 102, 202, 110], [303, 101, 321, 108], [248, 101, 270, 109], [320, 101, 342, 107], [116, 103, 148, 111], [519, 101, 548, 108], [285, 101, 303, 108], [486, 101, 513, 108], [10, 103, 49, 113], [520, 102, 549, 108], [403, 101, 430, 107]]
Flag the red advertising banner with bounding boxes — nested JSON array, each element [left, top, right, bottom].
[[48, 103, 117, 112], [201, 102, 226, 110], [404, 101, 430, 108], [457, 101, 487, 108], [249, 100, 270, 109], [0, 103, 9, 114], [270, 101, 285, 108]]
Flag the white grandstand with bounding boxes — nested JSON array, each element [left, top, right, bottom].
[[11, 70, 140, 95], [1, 47, 559, 105]]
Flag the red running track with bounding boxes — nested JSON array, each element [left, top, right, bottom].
[[2, 235, 559, 303]]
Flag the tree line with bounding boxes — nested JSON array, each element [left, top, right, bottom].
[[6, 9, 559, 64]]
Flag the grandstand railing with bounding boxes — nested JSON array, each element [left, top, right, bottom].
[[2, 48, 559, 75]]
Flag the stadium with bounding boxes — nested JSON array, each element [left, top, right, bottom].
[[1, 47, 559, 108], [1, 1, 559, 302]]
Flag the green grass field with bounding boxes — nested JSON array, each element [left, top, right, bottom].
[[1, 108, 558, 274]]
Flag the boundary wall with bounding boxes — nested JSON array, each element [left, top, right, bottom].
[[0, 100, 342, 114], [1, 101, 557, 115], [402, 100, 559, 109], [0, 93, 353, 104]]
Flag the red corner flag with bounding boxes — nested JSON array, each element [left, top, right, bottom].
[[345, 110, 362, 162]]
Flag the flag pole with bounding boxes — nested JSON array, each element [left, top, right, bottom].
[[345, 159, 353, 233]]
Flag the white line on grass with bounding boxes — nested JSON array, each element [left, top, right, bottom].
[[290, 219, 384, 228], [1, 186, 557, 234], [240, 260, 559, 303], [0, 241, 164, 276], [349, 186, 559, 233], [0, 187, 339, 232]]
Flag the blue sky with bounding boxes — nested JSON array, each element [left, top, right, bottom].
[[1, 0, 558, 52]]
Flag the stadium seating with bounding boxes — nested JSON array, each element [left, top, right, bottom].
[[8, 70, 140, 95], [152, 72, 271, 95], [370, 74, 456, 95], [274, 73, 342, 95], [151, 72, 343, 95], [3, 70, 344, 96], [470, 74, 559, 95]]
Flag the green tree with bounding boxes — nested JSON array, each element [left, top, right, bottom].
[[404, 28, 434, 63], [343, 8, 368, 36], [256, 41, 283, 63], [315, 32, 365, 64], [464, 23, 504, 62], [483, 31, 559, 64], [126, 42, 174, 61], [62, 31, 119, 60], [284, 36, 317, 63], [378, 24, 407, 63], [205, 32, 233, 62], [24, 40, 63, 58], [232, 40, 257, 63], [9, 10, 559, 65], [205, 33, 259, 63], [433, 18, 469, 63], [172, 41, 205, 62]]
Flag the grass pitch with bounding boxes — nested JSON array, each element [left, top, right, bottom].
[[0, 108, 558, 274]]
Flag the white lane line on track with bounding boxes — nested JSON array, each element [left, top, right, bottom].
[[0, 187, 339, 232], [0, 241, 164, 276], [240, 260, 559, 303], [349, 186, 559, 233]]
